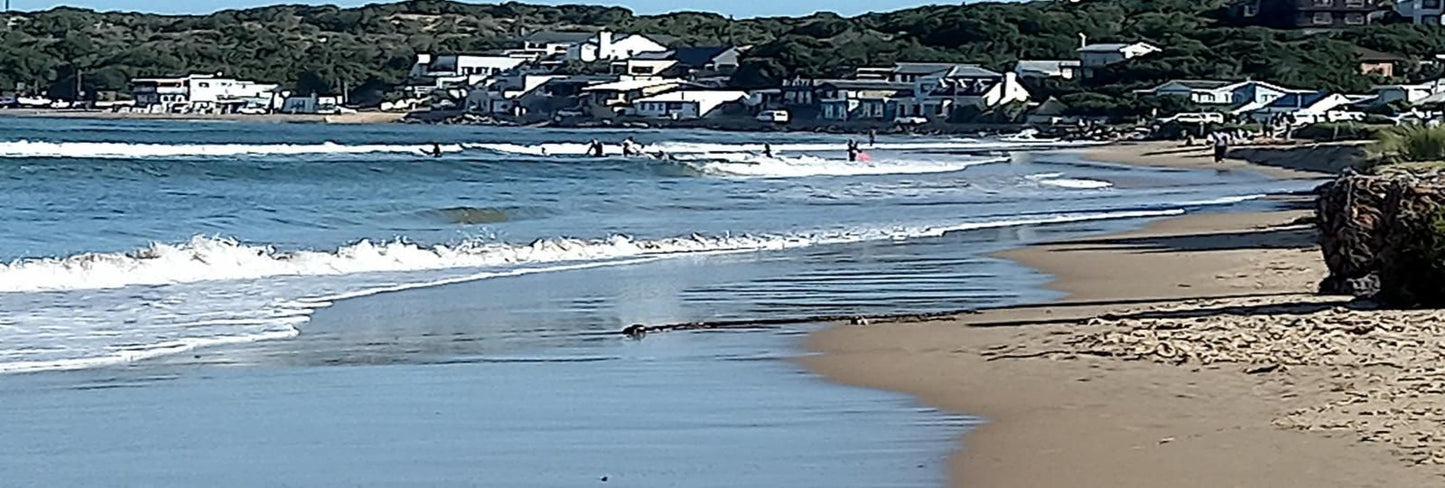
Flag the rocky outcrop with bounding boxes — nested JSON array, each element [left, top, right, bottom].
[[1316, 171, 1445, 305]]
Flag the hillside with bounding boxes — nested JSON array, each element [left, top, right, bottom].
[[3, 0, 1445, 109]]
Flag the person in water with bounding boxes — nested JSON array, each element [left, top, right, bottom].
[[430, 143, 443, 158], [588, 139, 605, 157], [763, 143, 773, 158], [846, 139, 859, 162], [867, 129, 877, 147], [622, 137, 640, 157]]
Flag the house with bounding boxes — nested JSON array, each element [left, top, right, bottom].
[[1356, 47, 1406, 77], [1398, 0, 1445, 24], [613, 52, 679, 79], [281, 94, 345, 114], [465, 74, 567, 116], [1014, 60, 1081, 80], [1134, 80, 1236, 104], [1227, 0, 1388, 28], [631, 90, 748, 119], [521, 31, 597, 57], [579, 78, 688, 116], [853, 62, 989, 83], [1077, 42, 1162, 75], [566, 32, 671, 63], [669, 46, 744, 75], [1024, 97, 1073, 125], [405, 53, 529, 96], [1245, 91, 1355, 121], [814, 80, 913, 121], [1371, 79, 1445, 106], [131, 74, 280, 113], [895, 69, 1031, 120]]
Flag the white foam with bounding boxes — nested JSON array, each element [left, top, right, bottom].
[[471, 139, 1077, 157], [0, 140, 462, 159], [674, 153, 1007, 177], [1037, 177, 1114, 190], [0, 208, 1192, 373]]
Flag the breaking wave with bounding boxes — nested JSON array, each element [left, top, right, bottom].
[[0, 140, 462, 158], [670, 153, 1008, 177], [469, 139, 1075, 157]]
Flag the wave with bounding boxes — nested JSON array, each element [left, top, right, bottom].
[[0, 140, 461, 159], [671, 153, 1007, 177], [0, 207, 1198, 374], [1038, 177, 1113, 189], [0, 207, 1194, 295], [470, 139, 1074, 157]]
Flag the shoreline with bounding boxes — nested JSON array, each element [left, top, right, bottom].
[[803, 141, 1443, 486]]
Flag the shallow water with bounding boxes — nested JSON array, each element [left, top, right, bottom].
[[0, 118, 1321, 486]]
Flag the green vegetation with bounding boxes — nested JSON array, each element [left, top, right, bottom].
[[1371, 125, 1445, 165], [4, 0, 1445, 106]]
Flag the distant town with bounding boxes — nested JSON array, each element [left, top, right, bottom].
[[4, 0, 1445, 134]]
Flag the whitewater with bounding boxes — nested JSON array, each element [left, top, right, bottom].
[[0, 122, 1319, 374]]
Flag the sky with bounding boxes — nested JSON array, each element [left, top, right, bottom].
[[14, 0, 957, 18]]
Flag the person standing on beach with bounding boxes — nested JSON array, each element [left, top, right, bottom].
[[1211, 131, 1229, 163]]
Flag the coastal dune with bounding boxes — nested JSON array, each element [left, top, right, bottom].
[[806, 204, 1444, 485]]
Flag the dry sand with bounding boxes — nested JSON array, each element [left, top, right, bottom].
[[1079, 140, 1366, 179], [805, 200, 1445, 484]]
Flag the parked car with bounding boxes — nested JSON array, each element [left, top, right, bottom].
[[894, 116, 928, 126], [1159, 112, 1225, 124], [756, 110, 790, 124]]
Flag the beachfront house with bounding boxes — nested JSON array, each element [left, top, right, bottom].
[[1397, 0, 1445, 24], [1013, 60, 1081, 81], [1356, 47, 1406, 78], [1134, 80, 1297, 109], [131, 74, 280, 114], [613, 52, 679, 80], [566, 32, 672, 63], [1372, 79, 1445, 106], [631, 90, 748, 119], [614, 46, 747, 82], [1243, 90, 1355, 122], [1077, 41, 1161, 77], [464, 74, 567, 117], [898, 67, 1030, 120], [405, 53, 529, 95], [815, 80, 912, 121], [580, 78, 687, 117]]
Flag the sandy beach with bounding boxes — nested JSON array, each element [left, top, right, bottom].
[[805, 142, 1445, 486], [1080, 140, 1365, 179]]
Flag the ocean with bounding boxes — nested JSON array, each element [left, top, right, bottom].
[[0, 117, 1317, 486]]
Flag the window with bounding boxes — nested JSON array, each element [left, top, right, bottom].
[[1345, 13, 1366, 24], [1344, 0, 1365, 6], [1428, 15, 1443, 24], [1242, 4, 1258, 16], [198, 82, 210, 88], [1313, 12, 1334, 25], [1314, 0, 1333, 6], [1428, 0, 1443, 9]]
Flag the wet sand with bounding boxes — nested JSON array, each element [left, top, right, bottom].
[[809, 210, 1439, 488], [805, 205, 1445, 486], [1079, 140, 1364, 179]]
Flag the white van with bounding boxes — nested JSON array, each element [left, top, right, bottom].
[[756, 110, 790, 124]]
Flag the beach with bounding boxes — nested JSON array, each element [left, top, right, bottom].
[[805, 142, 1445, 486]]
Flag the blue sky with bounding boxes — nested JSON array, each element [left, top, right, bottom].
[[16, 0, 955, 17]]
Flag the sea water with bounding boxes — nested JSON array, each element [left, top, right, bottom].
[[0, 117, 1319, 486]]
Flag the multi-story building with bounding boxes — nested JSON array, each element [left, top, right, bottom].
[[1227, 0, 1389, 28], [131, 74, 279, 113], [1397, 0, 1445, 25]]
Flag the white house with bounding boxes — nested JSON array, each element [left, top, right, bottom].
[[632, 90, 748, 119], [566, 32, 670, 63], [405, 53, 529, 96], [1013, 60, 1081, 80], [465, 74, 565, 116], [1397, 0, 1445, 24], [131, 74, 279, 113], [1373, 79, 1445, 106], [1245, 91, 1355, 122], [1077, 41, 1162, 76], [897, 67, 1031, 119], [614, 52, 679, 79], [521, 31, 597, 56]]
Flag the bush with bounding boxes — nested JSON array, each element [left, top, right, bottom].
[[1371, 124, 1445, 163], [1295, 122, 1392, 142]]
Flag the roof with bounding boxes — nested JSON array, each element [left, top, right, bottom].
[[1015, 60, 1080, 72], [1077, 42, 1158, 53], [816, 79, 915, 91], [1267, 91, 1331, 109], [633, 90, 748, 103], [581, 78, 685, 92], [672, 46, 735, 67], [1355, 47, 1407, 62], [1031, 97, 1069, 116], [894, 62, 966, 75], [523, 31, 595, 44], [631, 51, 675, 61]]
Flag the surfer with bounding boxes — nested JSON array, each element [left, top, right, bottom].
[[622, 137, 640, 157], [588, 139, 605, 157], [763, 143, 773, 158], [846, 139, 859, 162], [429, 143, 443, 158]]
